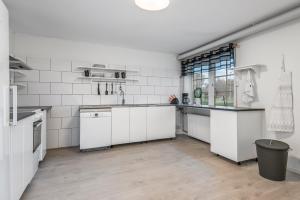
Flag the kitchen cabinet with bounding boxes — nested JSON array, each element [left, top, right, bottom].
[[210, 110, 263, 163], [187, 114, 210, 143], [10, 120, 25, 200], [23, 116, 34, 187], [147, 106, 176, 141], [40, 110, 47, 160], [129, 107, 147, 143], [112, 107, 130, 145]]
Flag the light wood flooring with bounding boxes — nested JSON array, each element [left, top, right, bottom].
[[21, 135, 300, 200]]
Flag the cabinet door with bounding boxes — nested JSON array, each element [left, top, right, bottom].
[[23, 117, 33, 187], [10, 121, 24, 200], [40, 110, 47, 160], [112, 108, 130, 145], [147, 106, 176, 141], [187, 114, 210, 143], [130, 107, 147, 143]]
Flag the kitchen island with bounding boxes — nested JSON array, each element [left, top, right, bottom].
[[177, 104, 265, 164]]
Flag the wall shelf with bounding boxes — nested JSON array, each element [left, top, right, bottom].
[[234, 64, 264, 72], [77, 66, 139, 73], [78, 76, 138, 83]]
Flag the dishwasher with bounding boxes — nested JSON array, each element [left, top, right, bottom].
[[80, 108, 112, 150]]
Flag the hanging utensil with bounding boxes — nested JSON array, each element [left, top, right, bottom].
[[105, 82, 108, 95], [111, 83, 114, 95], [97, 82, 101, 95]]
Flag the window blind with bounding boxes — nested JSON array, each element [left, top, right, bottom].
[[181, 44, 235, 76]]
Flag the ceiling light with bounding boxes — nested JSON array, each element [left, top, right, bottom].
[[135, 0, 170, 11]]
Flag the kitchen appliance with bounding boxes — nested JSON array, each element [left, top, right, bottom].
[[115, 72, 120, 78], [121, 72, 126, 79], [33, 118, 42, 153], [9, 56, 32, 70], [84, 69, 91, 77], [182, 93, 190, 104], [80, 109, 112, 150]]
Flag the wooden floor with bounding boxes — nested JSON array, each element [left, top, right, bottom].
[[22, 135, 300, 200]]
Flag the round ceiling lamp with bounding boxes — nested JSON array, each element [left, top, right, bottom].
[[135, 0, 170, 11]]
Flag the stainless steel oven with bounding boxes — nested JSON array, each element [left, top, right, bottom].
[[33, 119, 42, 153]]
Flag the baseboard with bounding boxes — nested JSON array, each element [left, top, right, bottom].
[[287, 156, 300, 175]]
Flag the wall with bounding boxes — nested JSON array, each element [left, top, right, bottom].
[[11, 33, 181, 149], [236, 19, 300, 173]]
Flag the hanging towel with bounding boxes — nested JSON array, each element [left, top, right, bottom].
[[241, 69, 255, 104], [268, 58, 294, 132]]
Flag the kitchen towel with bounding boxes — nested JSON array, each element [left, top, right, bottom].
[[268, 58, 294, 132], [241, 69, 255, 104]]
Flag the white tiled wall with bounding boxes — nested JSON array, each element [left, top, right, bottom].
[[15, 56, 180, 149]]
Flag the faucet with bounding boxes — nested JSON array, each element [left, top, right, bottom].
[[119, 85, 125, 105]]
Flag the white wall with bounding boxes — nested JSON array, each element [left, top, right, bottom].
[[236, 19, 300, 173], [11, 33, 181, 149]]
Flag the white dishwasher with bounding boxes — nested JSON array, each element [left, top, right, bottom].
[[80, 109, 112, 150]]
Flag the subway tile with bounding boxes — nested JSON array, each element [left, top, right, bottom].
[[62, 72, 82, 83], [133, 95, 148, 104], [46, 130, 59, 149], [118, 95, 134, 104], [72, 128, 80, 146], [71, 106, 80, 117], [62, 95, 82, 105], [40, 95, 62, 106], [40, 71, 61, 82], [59, 129, 72, 148], [101, 95, 118, 105], [160, 77, 173, 86], [15, 82, 27, 94], [15, 70, 39, 82], [140, 67, 153, 76], [51, 83, 73, 94], [160, 96, 170, 104], [62, 117, 80, 129], [51, 106, 72, 118], [140, 86, 155, 95], [125, 85, 140, 95], [27, 57, 51, 71], [51, 58, 72, 72], [83, 95, 101, 105], [28, 82, 50, 94], [73, 84, 91, 95], [18, 95, 39, 106], [147, 95, 161, 104], [147, 77, 161, 86], [47, 118, 61, 130]]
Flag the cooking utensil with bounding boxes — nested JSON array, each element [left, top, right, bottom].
[[111, 83, 114, 95], [105, 82, 108, 95], [97, 83, 101, 95]]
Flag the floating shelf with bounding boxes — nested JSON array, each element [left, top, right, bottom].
[[234, 64, 264, 72], [77, 66, 139, 73], [78, 76, 138, 83]]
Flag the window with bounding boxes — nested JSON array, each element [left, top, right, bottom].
[[182, 44, 235, 107]]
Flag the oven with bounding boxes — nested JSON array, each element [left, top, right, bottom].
[[33, 119, 42, 153]]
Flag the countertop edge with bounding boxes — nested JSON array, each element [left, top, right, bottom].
[[177, 105, 265, 112]]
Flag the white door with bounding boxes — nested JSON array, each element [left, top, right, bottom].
[[130, 107, 147, 143], [112, 108, 130, 145], [80, 112, 112, 149], [147, 106, 176, 140], [0, 2, 11, 200], [10, 122, 25, 200]]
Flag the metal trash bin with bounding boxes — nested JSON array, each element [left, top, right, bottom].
[[255, 139, 289, 181]]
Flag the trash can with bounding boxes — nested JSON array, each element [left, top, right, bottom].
[[255, 139, 289, 181]]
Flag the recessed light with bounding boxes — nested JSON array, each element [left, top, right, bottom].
[[135, 0, 170, 11]]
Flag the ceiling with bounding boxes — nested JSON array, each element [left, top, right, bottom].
[[4, 0, 300, 54]]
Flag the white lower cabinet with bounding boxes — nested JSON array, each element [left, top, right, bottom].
[[147, 106, 176, 141], [112, 108, 130, 145], [110, 106, 176, 145], [187, 114, 210, 143], [129, 107, 147, 143], [23, 117, 34, 187]]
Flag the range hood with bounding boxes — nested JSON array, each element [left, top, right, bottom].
[[9, 56, 32, 70]]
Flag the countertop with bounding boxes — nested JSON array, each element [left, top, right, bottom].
[[18, 106, 52, 111], [177, 104, 265, 112], [79, 104, 175, 110]]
